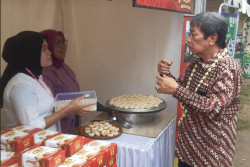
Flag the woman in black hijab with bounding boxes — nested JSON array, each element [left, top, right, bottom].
[[0, 31, 95, 131]]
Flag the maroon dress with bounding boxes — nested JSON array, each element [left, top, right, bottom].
[[43, 63, 81, 133]]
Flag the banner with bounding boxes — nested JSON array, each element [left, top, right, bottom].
[[221, 12, 239, 58], [241, 17, 250, 78], [175, 15, 194, 145], [133, 0, 193, 14]]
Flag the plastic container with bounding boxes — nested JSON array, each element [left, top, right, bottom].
[[54, 91, 97, 111]]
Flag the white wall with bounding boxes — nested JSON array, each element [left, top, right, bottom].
[[1, 0, 63, 73], [62, 1, 183, 109], [1, 0, 185, 128]]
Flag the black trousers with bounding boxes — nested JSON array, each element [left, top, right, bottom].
[[178, 159, 192, 167]]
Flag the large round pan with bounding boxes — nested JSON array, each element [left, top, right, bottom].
[[105, 98, 167, 114]]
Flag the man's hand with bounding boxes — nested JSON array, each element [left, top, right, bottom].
[[158, 59, 173, 75], [156, 75, 178, 94]]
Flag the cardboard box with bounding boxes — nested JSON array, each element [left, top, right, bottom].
[[1, 130, 34, 152], [112, 163, 117, 167], [43, 133, 85, 157], [104, 163, 117, 167], [105, 156, 116, 167], [1, 162, 19, 167], [72, 146, 106, 167], [58, 156, 93, 167], [31, 129, 59, 145], [83, 140, 117, 160], [1, 129, 13, 134], [2, 163, 19, 167], [19, 145, 65, 167], [1, 150, 19, 167], [10, 125, 42, 134]]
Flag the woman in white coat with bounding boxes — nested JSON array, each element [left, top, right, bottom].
[[0, 31, 95, 131]]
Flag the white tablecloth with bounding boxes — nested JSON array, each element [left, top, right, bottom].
[[105, 117, 177, 167]]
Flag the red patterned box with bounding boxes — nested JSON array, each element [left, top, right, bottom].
[[83, 140, 117, 160], [10, 125, 42, 134], [58, 156, 93, 167], [1, 128, 13, 134], [1, 130, 34, 152], [72, 145, 106, 167], [31, 129, 60, 145], [43, 133, 85, 157], [111, 163, 117, 167], [19, 145, 65, 167], [1, 162, 19, 167], [1, 150, 19, 167], [103, 143, 117, 160], [106, 156, 116, 167]]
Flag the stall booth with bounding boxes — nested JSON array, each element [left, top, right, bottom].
[[1, 0, 196, 167]]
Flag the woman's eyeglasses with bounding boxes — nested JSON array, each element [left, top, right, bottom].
[[54, 40, 68, 47]]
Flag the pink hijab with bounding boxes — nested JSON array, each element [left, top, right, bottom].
[[41, 29, 65, 69]]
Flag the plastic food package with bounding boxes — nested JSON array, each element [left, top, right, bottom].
[[55, 91, 97, 111]]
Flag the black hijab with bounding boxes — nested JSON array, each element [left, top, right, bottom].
[[0, 31, 47, 107]]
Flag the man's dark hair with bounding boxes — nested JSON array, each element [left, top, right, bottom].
[[190, 12, 228, 48]]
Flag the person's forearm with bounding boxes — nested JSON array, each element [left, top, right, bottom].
[[44, 105, 70, 129]]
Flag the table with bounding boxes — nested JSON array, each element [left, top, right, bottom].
[[84, 112, 177, 167], [106, 116, 176, 167]]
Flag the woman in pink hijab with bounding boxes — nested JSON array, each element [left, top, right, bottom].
[[41, 29, 81, 133]]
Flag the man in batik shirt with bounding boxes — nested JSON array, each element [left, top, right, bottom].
[[156, 12, 243, 167]]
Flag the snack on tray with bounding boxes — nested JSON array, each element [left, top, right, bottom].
[[108, 94, 163, 109], [19, 145, 65, 167], [81, 121, 121, 137]]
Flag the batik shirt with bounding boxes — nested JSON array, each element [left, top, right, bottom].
[[172, 49, 243, 167]]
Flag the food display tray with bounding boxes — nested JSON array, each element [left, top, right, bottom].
[[105, 99, 167, 114], [70, 123, 122, 140]]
